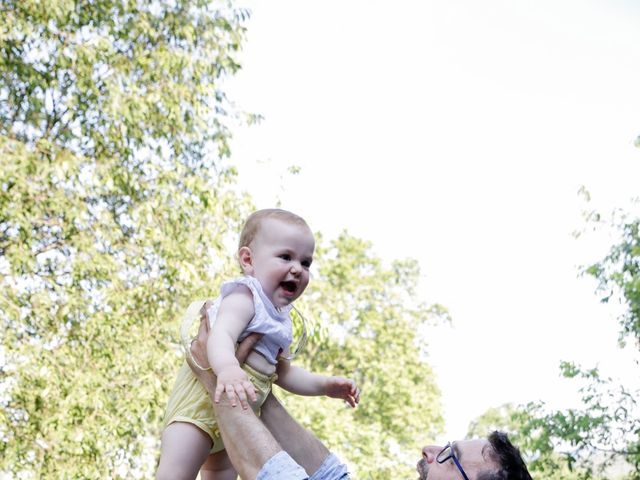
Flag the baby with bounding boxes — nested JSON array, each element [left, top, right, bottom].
[[157, 208, 360, 480]]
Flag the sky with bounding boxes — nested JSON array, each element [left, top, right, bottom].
[[222, 0, 640, 442]]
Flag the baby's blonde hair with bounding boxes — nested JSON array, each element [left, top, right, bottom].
[[238, 208, 310, 250]]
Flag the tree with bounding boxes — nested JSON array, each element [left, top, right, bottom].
[[469, 379, 637, 480], [280, 233, 447, 479], [0, 1, 252, 477], [572, 202, 640, 478], [0, 3, 449, 478], [586, 214, 640, 349], [468, 403, 581, 480], [469, 197, 640, 480]]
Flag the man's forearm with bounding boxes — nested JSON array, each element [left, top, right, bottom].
[[186, 307, 299, 479], [189, 362, 282, 480], [260, 393, 330, 476], [213, 393, 282, 480]]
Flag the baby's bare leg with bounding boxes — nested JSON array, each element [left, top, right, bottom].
[[260, 393, 330, 476], [201, 450, 237, 480], [157, 422, 212, 480]]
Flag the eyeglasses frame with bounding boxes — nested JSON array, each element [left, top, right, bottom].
[[436, 442, 470, 480]]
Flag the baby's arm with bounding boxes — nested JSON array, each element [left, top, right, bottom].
[[208, 286, 256, 409], [276, 357, 360, 408]]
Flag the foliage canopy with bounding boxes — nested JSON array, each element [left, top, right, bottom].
[[1, 0, 253, 477], [469, 201, 640, 480], [0, 1, 447, 478]]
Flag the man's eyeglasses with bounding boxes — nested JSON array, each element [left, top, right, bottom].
[[436, 442, 469, 480]]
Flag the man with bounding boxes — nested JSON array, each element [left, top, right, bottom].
[[187, 305, 532, 480], [417, 432, 532, 480]]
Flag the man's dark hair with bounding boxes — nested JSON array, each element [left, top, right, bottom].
[[477, 431, 533, 480]]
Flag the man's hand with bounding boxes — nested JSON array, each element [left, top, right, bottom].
[[189, 300, 215, 370], [325, 376, 360, 408]]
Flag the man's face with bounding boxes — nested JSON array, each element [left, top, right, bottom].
[[417, 439, 494, 480], [242, 218, 315, 308]]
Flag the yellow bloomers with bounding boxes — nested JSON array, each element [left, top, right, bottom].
[[163, 361, 277, 453]]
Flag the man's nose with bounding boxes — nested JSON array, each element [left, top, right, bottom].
[[421, 446, 441, 463]]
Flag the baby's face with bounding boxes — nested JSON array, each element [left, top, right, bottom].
[[243, 218, 315, 308]]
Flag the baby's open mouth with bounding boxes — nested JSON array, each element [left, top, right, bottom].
[[280, 281, 297, 293]]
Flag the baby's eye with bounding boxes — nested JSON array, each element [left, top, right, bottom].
[[279, 254, 291, 261], [301, 260, 312, 268]]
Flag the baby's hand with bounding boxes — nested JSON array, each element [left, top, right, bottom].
[[215, 365, 257, 409], [325, 376, 360, 408]]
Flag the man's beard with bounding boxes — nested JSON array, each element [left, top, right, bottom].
[[416, 458, 428, 480]]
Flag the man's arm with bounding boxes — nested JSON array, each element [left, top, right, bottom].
[[188, 303, 282, 480], [189, 367, 282, 479], [188, 303, 338, 479], [259, 392, 331, 476]]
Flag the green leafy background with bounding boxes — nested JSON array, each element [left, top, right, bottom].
[[0, 2, 445, 478], [1, 1, 638, 479]]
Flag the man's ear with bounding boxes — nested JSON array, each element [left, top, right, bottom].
[[238, 246, 254, 274]]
